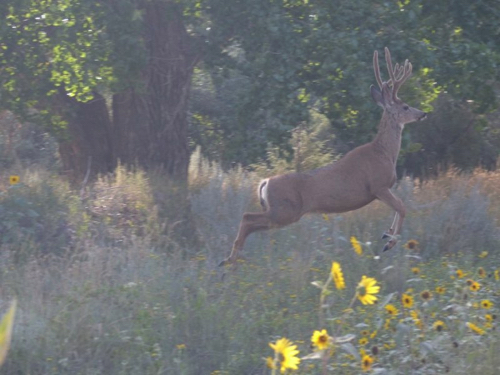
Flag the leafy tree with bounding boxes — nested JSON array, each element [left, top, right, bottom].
[[1, 0, 499, 182]]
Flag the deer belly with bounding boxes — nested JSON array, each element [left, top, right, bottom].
[[310, 190, 376, 214]]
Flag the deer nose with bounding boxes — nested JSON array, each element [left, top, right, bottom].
[[419, 112, 427, 121]]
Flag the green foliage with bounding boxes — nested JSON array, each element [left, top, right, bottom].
[[1, 0, 499, 175], [250, 110, 337, 176]]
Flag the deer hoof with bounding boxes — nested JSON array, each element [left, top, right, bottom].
[[218, 258, 229, 267], [383, 240, 397, 252]]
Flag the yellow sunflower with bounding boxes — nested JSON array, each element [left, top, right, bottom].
[[403, 239, 419, 251], [433, 320, 446, 332], [361, 354, 374, 372], [435, 286, 446, 294], [356, 276, 380, 305], [9, 175, 20, 185], [385, 304, 399, 316], [481, 300, 493, 309], [359, 337, 369, 345], [485, 314, 495, 322], [411, 267, 420, 275], [311, 329, 330, 351], [467, 322, 485, 335], [478, 251, 488, 258], [456, 269, 465, 278], [331, 262, 345, 290], [350, 236, 363, 256], [401, 293, 414, 308], [420, 290, 432, 301], [269, 338, 300, 373], [469, 280, 481, 292], [495, 269, 499, 281]]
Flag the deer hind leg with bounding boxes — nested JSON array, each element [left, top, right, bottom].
[[219, 212, 274, 266], [220, 207, 302, 266], [376, 189, 406, 252]]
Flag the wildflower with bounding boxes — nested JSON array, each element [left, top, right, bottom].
[[435, 286, 445, 294], [495, 269, 499, 281], [469, 281, 481, 292], [311, 330, 330, 351], [420, 290, 432, 301], [479, 251, 488, 258], [176, 344, 186, 350], [478, 267, 486, 278], [266, 357, 275, 370], [360, 330, 369, 336], [351, 236, 363, 256], [356, 276, 380, 305], [433, 320, 446, 332], [411, 267, 420, 275], [383, 318, 391, 330], [385, 304, 399, 316], [9, 175, 20, 185], [412, 314, 423, 329], [331, 262, 345, 290], [359, 337, 369, 345], [403, 239, 419, 251], [269, 338, 300, 373], [481, 300, 493, 309], [467, 322, 485, 335], [401, 293, 414, 308], [485, 314, 495, 322], [361, 354, 374, 372], [456, 269, 464, 278]]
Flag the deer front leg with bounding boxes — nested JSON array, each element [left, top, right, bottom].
[[376, 189, 406, 252], [382, 212, 399, 239], [219, 212, 272, 266]]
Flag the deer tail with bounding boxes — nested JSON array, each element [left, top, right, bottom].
[[258, 179, 269, 211]]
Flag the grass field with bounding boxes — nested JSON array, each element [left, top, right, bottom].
[[0, 153, 499, 374]]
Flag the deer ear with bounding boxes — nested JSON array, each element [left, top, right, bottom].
[[370, 85, 384, 107]]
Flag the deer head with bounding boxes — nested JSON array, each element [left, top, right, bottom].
[[370, 47, 427, 127]]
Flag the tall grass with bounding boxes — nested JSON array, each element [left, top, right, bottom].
[[0, 153, 499, 374]]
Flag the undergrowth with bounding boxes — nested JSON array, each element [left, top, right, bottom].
[[0, 152, 499, 374]]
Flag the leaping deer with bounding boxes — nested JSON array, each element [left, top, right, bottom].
[[220, 47, 427, 266]]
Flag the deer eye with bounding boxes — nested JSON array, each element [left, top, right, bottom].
[[403, 105, 409, 111]]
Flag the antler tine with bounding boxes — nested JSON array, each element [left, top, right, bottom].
[[373, 50, 383, 90], [385, 47, 413, 100], [392, 60, 412, 99], [384, 47, 395, 85]]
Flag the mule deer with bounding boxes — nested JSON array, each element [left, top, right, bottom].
[[220, 47, 427, 266]]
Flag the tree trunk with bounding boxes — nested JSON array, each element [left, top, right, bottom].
[[58, 92, 114, 182], [112, 1, 199, 182]]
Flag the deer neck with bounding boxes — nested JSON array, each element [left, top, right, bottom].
[[372, 111, 403, 165]]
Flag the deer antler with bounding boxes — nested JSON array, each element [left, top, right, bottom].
[[384, 47, 412, 101], [373, 50, 383, 90], [374, 47, 413, 102]]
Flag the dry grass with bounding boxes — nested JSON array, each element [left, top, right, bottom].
[[0, 157, 499, 374]]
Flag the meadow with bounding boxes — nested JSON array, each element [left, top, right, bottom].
[[1, 149, 500, 374]]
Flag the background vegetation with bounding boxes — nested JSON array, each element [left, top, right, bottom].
[[1, 0, 500, 374]]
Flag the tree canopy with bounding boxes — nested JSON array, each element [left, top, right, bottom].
[[1, 0, 499, 180]]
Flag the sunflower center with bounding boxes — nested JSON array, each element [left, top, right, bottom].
[[319, 335, 327, 343], [357, 286, 367, 297]]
